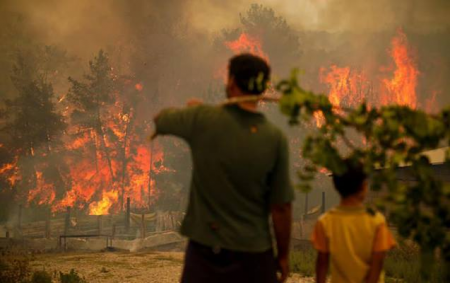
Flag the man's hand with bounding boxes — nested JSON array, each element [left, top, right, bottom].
[[277, 256, 289, 283], [271, 203, 292, 283], [187, 98, 203, 106]]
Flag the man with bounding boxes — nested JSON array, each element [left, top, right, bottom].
[[154, 54, 294, 283]]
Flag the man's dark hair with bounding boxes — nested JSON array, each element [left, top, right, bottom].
[[332, 160, 367, 198], [229, 54, 270, 95]]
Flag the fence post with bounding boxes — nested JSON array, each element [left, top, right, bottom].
[[64, 206, 71, 235], [45, 212, 51, 239], [141, 213, 145, 239], [125, 197, 130, 233]]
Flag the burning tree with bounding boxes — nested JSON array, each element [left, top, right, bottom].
[[240, 3, 301, 69], [63, 49, 119, 214], [215, 4, 300, 77], [0, 49, 67, 213], [55, 50, 172, 215]]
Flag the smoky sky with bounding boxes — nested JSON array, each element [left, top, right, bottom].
[[2, 0, 450, 61]]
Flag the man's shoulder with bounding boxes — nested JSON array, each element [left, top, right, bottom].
[[189, 104, 217, 113], [194, 104, 227, 116], [261, 119, 286, 140]]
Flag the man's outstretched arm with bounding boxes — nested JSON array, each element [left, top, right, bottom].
[[153, 105, 201, 141], [271, 202, 292, 283]]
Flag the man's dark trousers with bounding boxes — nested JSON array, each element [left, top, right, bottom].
[[181, 241, 278, 283]]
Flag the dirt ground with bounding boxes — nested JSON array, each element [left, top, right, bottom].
[[30, 251, 313, 283]]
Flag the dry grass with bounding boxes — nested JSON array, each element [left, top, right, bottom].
[[30, 251, 313, 283]]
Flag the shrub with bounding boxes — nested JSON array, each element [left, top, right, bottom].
[[31, 270, 52, 283], [59, 269, 86, 283], [0, 251, 31, 283]]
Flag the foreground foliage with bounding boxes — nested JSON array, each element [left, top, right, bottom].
[[0, 251, 31, 283], [0, 250, 87, 283], [277, 69, 450, 280]]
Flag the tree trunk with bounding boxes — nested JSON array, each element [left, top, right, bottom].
[[120, 108, 133, 211], [96, 112, 115, 184], [148, 142, 154, 208]]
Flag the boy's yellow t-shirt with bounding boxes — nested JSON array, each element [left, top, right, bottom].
[[311, 206, 396, 283]]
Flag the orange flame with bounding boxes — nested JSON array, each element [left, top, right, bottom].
[[320, 65, 369, 109], [381, 29, 418, 108], [47, 87, 173, 215], [89, 190, 118, 215], [215, 32, 270, 82], [313, 111, 325, 128], [135, 83, 143, 91], [225, 33, 269, 61], [0, 162, 15, 175], [28, 171, 56, 205], [317, 65, 370, 126]]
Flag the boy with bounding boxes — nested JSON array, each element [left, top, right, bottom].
[[312, 161, 396, 283]]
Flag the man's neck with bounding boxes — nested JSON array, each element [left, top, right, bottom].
[[228, 92, 259, 112], [237, 101, 258, 112]]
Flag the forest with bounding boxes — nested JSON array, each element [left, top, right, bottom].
[[1, 1, 449, 224]]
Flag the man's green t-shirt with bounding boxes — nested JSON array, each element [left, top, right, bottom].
[[155, 104, 294, 252]]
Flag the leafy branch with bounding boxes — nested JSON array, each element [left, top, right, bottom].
[[276, 69, 450, 280]]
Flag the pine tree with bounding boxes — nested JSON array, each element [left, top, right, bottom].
[[67, 50, 115, 180], [1, 50, 66, 206]]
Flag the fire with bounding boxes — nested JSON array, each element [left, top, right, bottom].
[[320, 65, 350, 109], [314, 111, 325, 128], [135, 83, 143, 91], [28, 171, 56, 205], [381, 29, 418, 108], [0, 162, 15, 175], [317, 65, 370, 126], [11, 28, 431, 216], [215, 32, 270, 82], [320, 65, 369, 110], [45, 79, 172, 215], [225, 33, 269, 61], [318, 29, 421, 128], [89, 190, 118, 215]]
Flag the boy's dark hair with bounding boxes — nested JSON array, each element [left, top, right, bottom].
[[332, 160, 367, 198], [228, 54, 270, 95]]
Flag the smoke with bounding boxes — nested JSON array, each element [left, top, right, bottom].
[[311, 0, 450, 33], [185, 0, 450, 33], [2, 0, 449, 52], [1, 0, 449, 71], [1, 0, 450, 221]]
